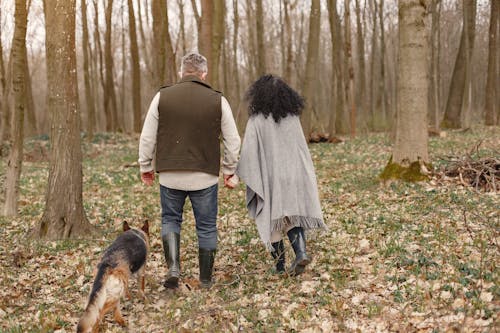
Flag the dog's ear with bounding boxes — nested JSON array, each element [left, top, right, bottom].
[[123, 221, 131, 232], [141, 220, 149, 236]]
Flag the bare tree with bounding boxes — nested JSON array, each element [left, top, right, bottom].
[[484, 0, 498, 125], [104, 0, 118, 131], [302, 0, 321, 137], [3, 0, 27, 216], [428, 0, 441, 130], [0, 1, 10, 146], [34, 0, 93, 239], [256, 0, 266, 75], [381, 0, 430, 181], [344, 0, 356, 136], [81, 0, 96, 139], [378, 0, 387, 128], [327, 0, 347, 137], [441, 0, 477, 129], [128, 0, 142, 132], [355, 0, 366, 126], [211, 0, 225, 89]]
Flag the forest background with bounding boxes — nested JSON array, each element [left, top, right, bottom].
[[0, 0, 498, 331]]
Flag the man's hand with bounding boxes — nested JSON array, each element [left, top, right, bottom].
[[223, 174, 238, 189], [141, 171, 155, 186]]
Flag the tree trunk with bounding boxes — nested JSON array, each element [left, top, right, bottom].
[[35, 0, 93, 239], [378, 0, 387, 129], [152, 0, 176, 86], [94, 0, 106, 132], [211, 0, 225, 90], [81, 0, 96, 139], [368, 0, 377, 130], [283, 0, 295, 83], [198, 0, 213, 81], [301, 0, 321, 137], [345, 0, 356, 137], [441, 0, 476, 129], [256, 0, 266, 75], [176, 0, 186, 55], [381, 0, 430, 182], [355, 0, 366, 127], [327, 0, 347, 137], [484, 0, 498, 125], [3, 0, 27, 216], [23, 51, 36, 136], [104, 0, 118, 131], [428, 0, 440, 130], [128, 0, 142, 133], [231, 0, 240, 108], [0, 3, 10, 146]]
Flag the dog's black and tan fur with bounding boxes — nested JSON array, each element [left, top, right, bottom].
[[77, 221, 150, 333]]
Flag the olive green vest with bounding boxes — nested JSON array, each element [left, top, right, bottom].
[[155, 76, 222, 176]]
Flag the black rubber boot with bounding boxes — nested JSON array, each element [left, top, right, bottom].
[[271, 240, 285, 273], [162, 232, 180, 289], [286, 227, 311, 276], [198, 248, 216, 289]]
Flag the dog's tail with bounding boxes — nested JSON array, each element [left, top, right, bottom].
[[77, 264, 125, 333]]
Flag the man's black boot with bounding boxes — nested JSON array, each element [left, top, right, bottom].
[[286, 227, 311, 276], [162, 232, 180, 289], [199, 248, 216, 289], [271, 240, 285, 273]]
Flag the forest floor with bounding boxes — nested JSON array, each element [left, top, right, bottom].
[[0, 126, 498, 332]]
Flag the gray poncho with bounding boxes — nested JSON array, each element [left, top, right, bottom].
[[236, 114, 326, 250]]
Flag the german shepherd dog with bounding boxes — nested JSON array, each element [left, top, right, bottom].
[[77, 221, 150, 333]]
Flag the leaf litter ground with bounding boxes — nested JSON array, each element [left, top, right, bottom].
[[0, 126, 498, 332]]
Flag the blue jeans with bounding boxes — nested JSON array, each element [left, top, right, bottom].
[[160, 184, 218, 250]]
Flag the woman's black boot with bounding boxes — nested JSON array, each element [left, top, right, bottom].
[[162, 232, 180, 288], [271, 240, 285, 273], [286, 227, 311, 276]]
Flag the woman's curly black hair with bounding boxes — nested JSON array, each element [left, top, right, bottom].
[[245, 74, 305, 123]]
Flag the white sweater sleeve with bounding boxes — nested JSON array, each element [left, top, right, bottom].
[[220, 96, 241, 175], [138, 93, 160, 173]]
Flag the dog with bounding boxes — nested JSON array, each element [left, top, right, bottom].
[[77, 220, 150, 333]]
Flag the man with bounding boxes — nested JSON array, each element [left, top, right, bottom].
[[138, 53, 240, 289]]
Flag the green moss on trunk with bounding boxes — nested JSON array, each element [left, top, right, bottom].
[[379, 156, 431, 182]]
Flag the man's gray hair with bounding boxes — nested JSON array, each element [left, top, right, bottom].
[[181, 53, 208, 75]]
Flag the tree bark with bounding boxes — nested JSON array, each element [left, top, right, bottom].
[[0, 3, 11, 146], [211, 0, 225, 90], [327, 0, 347, 137], [128, 0, 142, 133], [177, 0, 187, 55], [355, 0, 366, 126], [81, 0, 96, 139], [3, 0, 27, 216], [389, 0, 429, 169], [104, 0, 118, 131], [283, 0, 295, 83], [152, 0, 176, 86], [256, 0, 266, 75], [368, 0, 377, 130], [231, 0, 240, 107], [484, 0, 498, 125], [378, 0, 387, 129], [198, 0, 213, 81], [301, 0, 321, 137], [344, 0, 356, 137], [428, 0, 440, 130], [35, 0, 93, 239], [441, 0, 476, 129]]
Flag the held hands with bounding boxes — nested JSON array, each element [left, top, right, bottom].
[[223, 174, 239, 189], [141, 171, 155, 186]]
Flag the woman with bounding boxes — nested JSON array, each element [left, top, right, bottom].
[[236, 74, 326, 276]]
